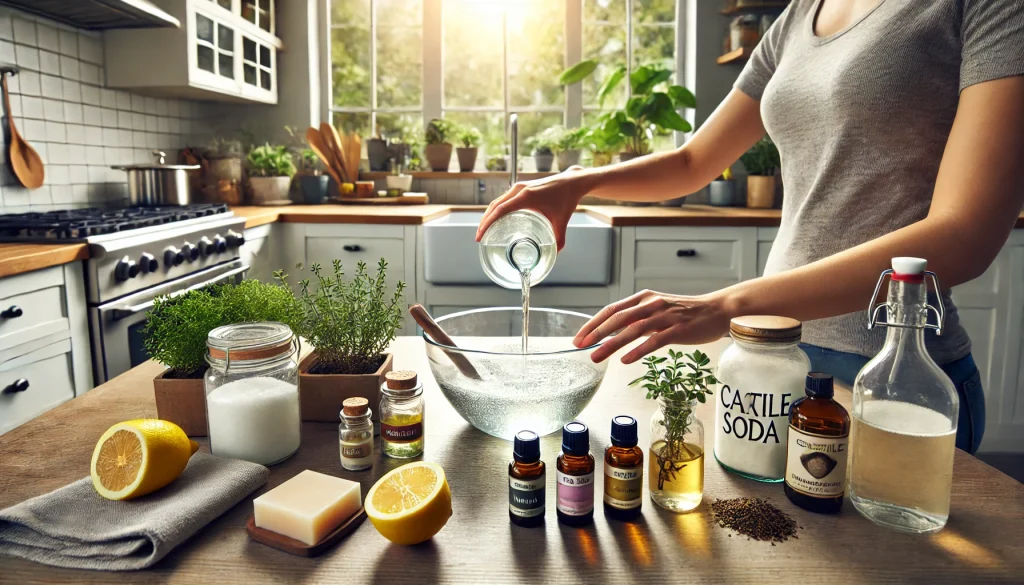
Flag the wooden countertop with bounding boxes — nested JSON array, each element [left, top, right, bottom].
[[0, 243, 88, 279], [1, 337, 1021, 584]]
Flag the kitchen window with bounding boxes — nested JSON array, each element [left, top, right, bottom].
[[325, 0, 683, 163]]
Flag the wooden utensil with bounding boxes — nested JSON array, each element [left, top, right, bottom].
[[344, 132, 361, 182], [305, 127, 344, 186], [246, 508, 366, 557], [320, 122, 351, 183], [409, 304, 481, 380], [2, 72, 44, 189]]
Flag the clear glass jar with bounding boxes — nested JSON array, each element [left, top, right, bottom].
[[205, 322, 300, 465], [649, 399, 704, 512], [714, 316, 810, 482], [380, 374, 424, 459], [339, 397, 374, 471]]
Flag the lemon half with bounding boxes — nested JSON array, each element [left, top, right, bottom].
[[90, 419, 199, 501], [365, 461, 452, 545]]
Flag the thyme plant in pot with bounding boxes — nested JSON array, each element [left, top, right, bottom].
[[144, 279, 303, 436], [526, 133, 555, 173], [424, 118, 456, 172], [456, 126, 482, 172], [630, 349, 717, 512], [277, 259, 406, 423], [247, 143, 296, 204], [740, 137, 781, 208]]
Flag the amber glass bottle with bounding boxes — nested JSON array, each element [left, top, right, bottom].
[[604, 415, 644, 521], [509, 430, 546, 527], [556, 422, 595, 526], [784, 373, 850, 514]]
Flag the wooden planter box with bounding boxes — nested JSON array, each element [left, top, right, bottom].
[[153, 370, 208, 437], [298, 353, 393, 423]]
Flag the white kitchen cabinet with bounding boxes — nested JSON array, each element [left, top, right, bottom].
[[0, 340, 76, 435], [105, 0, 281, 104], [240, 223, 278, 283], [757, 227, 778, 277]]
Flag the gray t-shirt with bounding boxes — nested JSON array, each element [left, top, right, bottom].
[[736, 0, 1024, 364]]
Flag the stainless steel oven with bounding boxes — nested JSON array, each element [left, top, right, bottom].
[[89, 260, 248, 383]]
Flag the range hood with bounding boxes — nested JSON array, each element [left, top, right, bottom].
[[0, 0, 180, 30]]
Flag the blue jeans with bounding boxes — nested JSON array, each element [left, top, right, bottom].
[[800, 344, 985, 454]]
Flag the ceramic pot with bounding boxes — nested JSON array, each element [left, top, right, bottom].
[[592, 152, 613, 167], [367, 138, 391, 171], [456, 147, 478, 172], [710, 180, 738, 206], [248, 176, 292, 204], [386, 174, 413, 192], [208, 156, 242, 182], [425, 143, 453, 172], [298, 174, 329, 204], [153, 370, 207, 437], [746, 175, 777, 208], [534, 153, 554, 172], [557, 150, 581, 172], [298, 353, 393, 423]]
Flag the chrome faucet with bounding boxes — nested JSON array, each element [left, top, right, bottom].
[[509, 114, 517, 187]]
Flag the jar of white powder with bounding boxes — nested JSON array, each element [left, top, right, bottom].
[[205, 322, 301, 465], [714, 316, 809, 482]]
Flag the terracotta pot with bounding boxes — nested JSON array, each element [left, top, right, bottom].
[[533, 153, 554, 172], [456, 147, 478, 172], [424, 143, 453, 172], [367, 138, 391, 171], [556, 150, 581, 171], [153, 370, 208, 437], [249, 176, 292, 204], [746, 175, 777, 208], [298, 352, 393, 422]]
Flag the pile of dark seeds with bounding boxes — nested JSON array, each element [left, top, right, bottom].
[[710, 498, 800, 544]]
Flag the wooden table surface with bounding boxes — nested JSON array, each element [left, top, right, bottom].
[[1, 338, 1022, 584], [0, 242, 88, 279]]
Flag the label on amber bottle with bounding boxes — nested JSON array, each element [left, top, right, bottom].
[[381, 422, 423, 443], [509, 474, 546, 518], [785, 426, 848, 497], [556, 471, 594, 516], [603, 464, 642, 509]]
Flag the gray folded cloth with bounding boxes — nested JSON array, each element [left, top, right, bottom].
[[0, 452, 269, 571]]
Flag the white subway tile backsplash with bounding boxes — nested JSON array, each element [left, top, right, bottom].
[[115, 90, 131, 111], [85, 127, 103, 147], [23, 119, 45, 141], [117, 129, 132, 147], [101, 128, 118, 146], [42, 98, 63, 121], [29, 185, 51, 205], [69, 165, 89, 184], [59, 55, 78, 80], [20, 95, 42, 119], [61, 79, 81, 102], [144, 114, 158, 132], [71, 184, 89, 203], [157, 117, 171, 133], [81, 104, 101, 122], [117, 110, 132, 129], [39, 73, 61, 96], [80, 83, 100, 105], [48, 165, 70, 185], [38, 49, 59, 75], [100, 108, 117, 127], [78, 34, 103, 65], [66, 123, 85, 144], [4, 186, 29, 206], [0, 15, 12, 41], [48, 143, 69, 164], [4, 96, 19, 118], [35, 23, 58, 52], [64, 102, 84, 124], [68, 144, 85, 162], [131, 94, 145, 113], [11, 18, 35, 45], [0, 40, 14, 62], [80, 62, 101, 86], [15, 69, 39, 96], [51, 184, 72, 203], [131, 130, 146, 148], [86, 147, 104, 165], [144, 96, 157, 114], [58, 29, 76, 56], [87, 166, 106, 183], [100, 88, 116, 109], [45, 121, 66, 142], [14, 44, 38, 71], [131, 112, 145, 131]]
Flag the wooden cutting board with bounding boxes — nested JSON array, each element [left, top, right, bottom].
[[335, 194, 429, 205]]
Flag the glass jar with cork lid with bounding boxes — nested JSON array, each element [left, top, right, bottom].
[[204, 321, 301, 466], [339, 397, 374, 471], [713, 315, 810, 482], [380, 370, 424, 458]]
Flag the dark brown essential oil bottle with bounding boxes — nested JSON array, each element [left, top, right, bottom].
[[556, 422, 595, 526], [604, 415, 644, 521], [784, 373, 851, 514], [509, 430, 545, 527]]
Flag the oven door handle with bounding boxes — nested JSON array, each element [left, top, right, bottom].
[[111, 264, 250, 321]]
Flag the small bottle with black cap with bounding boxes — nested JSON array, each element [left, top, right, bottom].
[[784, 372, 851, 514], [604, 415, 644, 520], [556, 421, 595, 526], [509, 430, 545, 527]]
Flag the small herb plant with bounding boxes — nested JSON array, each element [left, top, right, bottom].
[[247, 143, 296, 177], [205, 137, 243, 159], [277, 259, 406, 375], [425, 118, 457, 145], [630, 348, 718, 490], [297, 148, 322, 175], [457, 126, 482, 149], [526, 133, 555, 156], [740, 137, 780, 176]]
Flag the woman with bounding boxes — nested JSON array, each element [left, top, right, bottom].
[[476, 0, 1024, 454]]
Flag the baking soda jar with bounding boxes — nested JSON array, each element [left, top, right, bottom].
[[714, 316, 809, 482]]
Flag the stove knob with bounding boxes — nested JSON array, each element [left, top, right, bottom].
[[182, 242, 199, 262], [213, 235, 227, 254], [163, 246, 185, 267], [226, 230, 245, 248], [199, 237, 216, 257], [115, 257, 139, 281], [139, 253, 158, 274]]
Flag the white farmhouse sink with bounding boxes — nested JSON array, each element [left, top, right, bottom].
[[424, 211, 614, 285]]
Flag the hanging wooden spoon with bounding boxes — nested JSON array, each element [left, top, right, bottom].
[[305, 127, 343, 187], [320, 122, 351, 183], [2, 72, 44, 189]]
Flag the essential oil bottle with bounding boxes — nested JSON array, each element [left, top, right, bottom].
[[556, 421, 595, 526], [604, 415, 644, 520], [508, 430, 545, 527], [785, 373, 850, 514]]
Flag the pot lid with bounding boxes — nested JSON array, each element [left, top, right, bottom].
[[111, 150, 200, 171]]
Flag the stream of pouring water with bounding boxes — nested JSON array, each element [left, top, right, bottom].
[[520, 268, 531, 355]]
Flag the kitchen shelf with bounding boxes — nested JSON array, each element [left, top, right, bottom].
[[717, 47, 751, 65], [361, 171, 558, 180], [720, 2, 790, 15]]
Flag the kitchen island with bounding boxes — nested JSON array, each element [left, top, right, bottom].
[[1, 337, 1022, 584]]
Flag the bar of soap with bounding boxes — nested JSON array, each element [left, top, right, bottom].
[[253, 470, 362, 546]]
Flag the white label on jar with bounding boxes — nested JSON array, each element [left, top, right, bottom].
[[713, 383, 793, 480], [785, 426, 848, 497]]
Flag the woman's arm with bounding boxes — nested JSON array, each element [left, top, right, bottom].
[[476, 89, 767, 248], [576, 75, 1024, 364]]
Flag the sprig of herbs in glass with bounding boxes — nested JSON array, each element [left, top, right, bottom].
[[630, 348, 717, 489]]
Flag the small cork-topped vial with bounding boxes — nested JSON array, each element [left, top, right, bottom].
[[339, 397, 374, 471], [380, 370, 424, 459]]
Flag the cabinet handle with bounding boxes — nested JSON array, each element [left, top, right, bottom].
[[342, 244, 363, 252], [676, 249, 697, 258], [3, 379, 29, 394], [1, 305, 23, 318]]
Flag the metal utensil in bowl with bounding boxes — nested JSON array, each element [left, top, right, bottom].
[[112, 150, 200, 206]]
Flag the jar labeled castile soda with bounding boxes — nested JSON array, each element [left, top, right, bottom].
[[714, 316, 810, 482]]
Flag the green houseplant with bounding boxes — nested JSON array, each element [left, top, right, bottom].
[[424, 118, 457, 172], [583, 121, 626, 167], [296, 148, 329, 204], [277, 259, 406, 422], [740, 137, 781, 208], [546, 125, 587, 171], [526, 132, 556, 172], [246, 143, 296, 204], [456, 126, 482, 172]]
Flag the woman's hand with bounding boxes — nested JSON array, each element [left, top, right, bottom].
[[573, 289, 733, 364], [475, 167, 589, 250]]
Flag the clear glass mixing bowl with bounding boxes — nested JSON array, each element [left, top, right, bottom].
[[422, 307, 608, 440]]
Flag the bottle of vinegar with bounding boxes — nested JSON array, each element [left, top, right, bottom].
[[478, 210, 557, 289]]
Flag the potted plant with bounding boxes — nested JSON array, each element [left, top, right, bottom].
[[550, 126, 587, 171], [295, 148, 329, 204], [486, 154, 508, 171], [526, 132, 556, 173], [246, 143, 296, 204], [202, 137, 244, 205], [583, 122, 624, 167], [144, 279, 303, 436], [424, 118, 456, 172], [456, 126, 482, 172], [709, 167, 738, 206], [740, 137, 780, 208], [277, 259, 406, 423]]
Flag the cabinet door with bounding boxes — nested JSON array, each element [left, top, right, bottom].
[[240, 225, 275, 283], [0, 340, 75, 435]]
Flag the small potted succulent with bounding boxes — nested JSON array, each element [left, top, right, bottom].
[[551, 126, 586, 171], [145, 280, 303, 436], [740, 137, 780, 208], [456, 126, 482, 172], [246, 143, 296, 204], [296, 148, 329, 204], [424, 118, 456, 172], [277, 259, 406, 423], [526, 132, 556, 173]]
